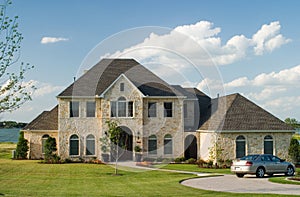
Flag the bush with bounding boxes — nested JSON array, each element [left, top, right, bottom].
[[196, 159, 207, 167], [186, 158, 196, 164], [288, 138, 300, 163], [44, 137, 61, 163], [15, 131, 28, 159], [174, 157, 186, 163]]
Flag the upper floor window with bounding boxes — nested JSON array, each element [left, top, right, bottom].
[[120, 83, 124, 91], [164, 102, 173, 117], [148, 102, 157, 117], [111, 97, 133, 117], [183, 103, 188, 118], [86, 101, 96, 117], [70, 101, 79, 117]]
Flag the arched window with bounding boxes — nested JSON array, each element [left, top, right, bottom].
[[42, 134, 49, 154], [110, 97, 133, 117], [86, 134, 95, 155], [236, 135, 246, 158], [148, 135, 157, 155], [70, 134, 79, 156], [264, 135, 273, 154], [164, 134, 172, 155]]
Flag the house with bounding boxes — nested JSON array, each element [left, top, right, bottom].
[[22, 59, 295, 162]]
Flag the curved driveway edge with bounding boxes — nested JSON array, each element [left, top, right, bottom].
[[181, 174, 300, 195]]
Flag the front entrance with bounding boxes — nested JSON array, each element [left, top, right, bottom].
[[111, 126, 133, 161], [184, 135, 197, 159]]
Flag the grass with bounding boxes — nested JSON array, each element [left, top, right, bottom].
[[0, 143, 298, 196], [157, 163, 232, 174], [269, 176, 300, 185], [0, 142, 16, 159]]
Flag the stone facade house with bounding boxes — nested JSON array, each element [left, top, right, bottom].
[[23, 59, 295, 161]]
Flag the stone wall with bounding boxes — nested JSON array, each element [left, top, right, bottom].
[[143, 98, 184, 159], [202, 131, 293, 161], [24, 130, 58, 159]]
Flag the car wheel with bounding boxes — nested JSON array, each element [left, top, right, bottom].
[[236, 173, 244, 178], [256, 167, 265, 178], [285, 166, 295, 176]]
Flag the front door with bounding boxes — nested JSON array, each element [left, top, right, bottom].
[[111, 126, 133, 161], [184, 135, 197, 159]]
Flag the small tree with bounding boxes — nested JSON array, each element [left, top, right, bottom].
[[288, 138, 300, 164], [44, 137, 59, 163], [15, 131, 28, 159], [0, 0, 35, 112], [100, 120, 124, 175]]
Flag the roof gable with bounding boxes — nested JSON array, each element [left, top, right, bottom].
[[199, 93, 294, 131], [58, 58, 181, 97]]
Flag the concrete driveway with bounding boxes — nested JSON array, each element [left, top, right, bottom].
[[181, 174, 300, 195]]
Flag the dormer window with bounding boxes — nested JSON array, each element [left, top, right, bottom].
[[120, 83, 124, 91], [110, 97, 133, 117]]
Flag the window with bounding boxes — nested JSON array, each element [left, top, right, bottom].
[[148, 102, 157, 117], [164, 134, 172, 154], [264, 135, 273, 154], [184, 103, 188, 118], [117, 97, 126, 117], [70, 101, 79, 117], [120, 83, 124, 91], [110, 97, 134, 117], [236, 135, 246, 158], [148, 135, 157, 155], [86, 101, 96, 117], [111, 101, 117, 117], [128, 101, 133, 117], [42, 134, 49, 154], [164, 102, 172, 117], [70, 134, 79, 156], [86, 134, 95, 155]]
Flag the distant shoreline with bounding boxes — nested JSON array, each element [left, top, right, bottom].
[[0, 121, 27, 129]]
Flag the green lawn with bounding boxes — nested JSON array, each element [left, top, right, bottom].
[[158, 163, 232, 174], [0, 143, 299, 196]]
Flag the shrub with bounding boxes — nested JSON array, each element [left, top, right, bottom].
[[44, 137, 59, 163], [196, 159, 207, 168], [288, 138, 300, 163], [186, 158, 196, 164], [174, 157, 186, 163], [15, 131, 29, 159]]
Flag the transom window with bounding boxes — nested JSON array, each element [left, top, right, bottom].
[[86, 101, 96, 117], [70, 101, 79, 117], [164, 102, 173, 117], [148, 102, 157, 117], [111, 97, 133, 117]]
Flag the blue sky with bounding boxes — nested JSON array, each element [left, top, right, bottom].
[[1, 0, 300, 122]]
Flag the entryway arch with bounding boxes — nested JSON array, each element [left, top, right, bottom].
[[111, 126, 133, 161], [184, 134, 197, 159]]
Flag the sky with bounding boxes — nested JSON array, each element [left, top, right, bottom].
[[1, 0, 300, 123]]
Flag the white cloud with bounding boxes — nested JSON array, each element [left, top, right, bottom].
[[41, 37, 69, 44], [105, 20, 290, 67], [31, 81, 64, 97]]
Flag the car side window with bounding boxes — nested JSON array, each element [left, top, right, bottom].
[[271, 156, 280, 162]]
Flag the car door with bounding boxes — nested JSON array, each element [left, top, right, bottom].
[[261, 155, 273, 172], [270, 156, 287, 172]]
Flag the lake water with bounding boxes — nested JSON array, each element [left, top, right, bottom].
[[0, 128, 20, 143]]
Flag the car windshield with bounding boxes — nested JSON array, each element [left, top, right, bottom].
[[240, 155, 259, 161]]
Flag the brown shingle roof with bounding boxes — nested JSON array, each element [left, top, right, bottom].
[[23, 106, 58, 130], [58, 58, 182, 97], [199, 93, 294, 131]]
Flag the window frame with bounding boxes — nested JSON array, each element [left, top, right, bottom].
[[164, 134, 173, 155], [148, 102, 157, 118], [264, 135, 273, 154], [86, 101, 96, 117], [86, 134, 95, 156], [236, 135, 246, 158], [120, 83, 125, 91], [164, 102, 173, 117], [70, 101, 79, 117], [148, 135, 157, 155], [70, 134, 79, 156], [110, 97, 134, 118]]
